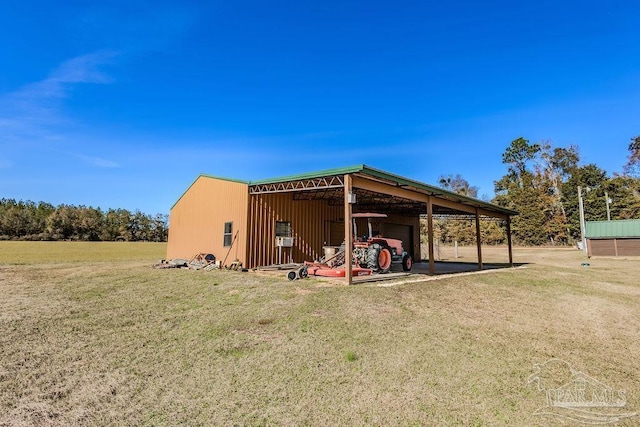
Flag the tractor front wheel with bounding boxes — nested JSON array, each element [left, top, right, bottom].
[[402, 254, 412, 271]]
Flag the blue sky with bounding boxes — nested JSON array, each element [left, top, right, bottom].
[[1, 1, 639, 214]]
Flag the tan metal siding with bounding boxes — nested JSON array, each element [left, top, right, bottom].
[[247, 193, 343, 268], [167, 177, 249, 265]]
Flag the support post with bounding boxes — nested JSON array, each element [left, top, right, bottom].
[[578, 186, 588, 253], [427, 196, 435, 274], [506, 216, 513, 267], [475, 208, 483, 271], [344, 174, 353, 285]]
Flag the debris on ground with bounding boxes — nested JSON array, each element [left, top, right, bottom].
[[188, 253, 217, 270], [153, 253, 217, 270], [153, 253, 248, 272], [227, 260, 243, 271], [152, 258, 188, 269]]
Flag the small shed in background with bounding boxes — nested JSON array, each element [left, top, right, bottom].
[[585, 219, 640, 257]]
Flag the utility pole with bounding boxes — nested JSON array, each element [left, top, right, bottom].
[[578, 186, 588, 253], [605, 191, 612, 221]]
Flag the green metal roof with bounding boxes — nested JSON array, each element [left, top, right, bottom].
[[249, 164, 518, 216], [172, 164, 518, 216], [585, 220, 640, 239]]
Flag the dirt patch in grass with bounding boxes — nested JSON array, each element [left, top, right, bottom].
[[1, 243, 639, 425]]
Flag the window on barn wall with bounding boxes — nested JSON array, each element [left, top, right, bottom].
[[223, 222, 233, 246], [275, 221, 291, 237]]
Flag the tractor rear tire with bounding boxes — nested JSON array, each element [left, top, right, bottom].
[[377, 247, 392, 273], [366, 243, 382, 271]]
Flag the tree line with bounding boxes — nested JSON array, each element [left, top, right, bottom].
[[4, 136, 639, 246], [431, 136, 640, 246], [0, 199, 168, 242]]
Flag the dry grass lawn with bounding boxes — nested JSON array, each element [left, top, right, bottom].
[[0, 242, 639, 426]]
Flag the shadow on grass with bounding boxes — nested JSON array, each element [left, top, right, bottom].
[[352, 260, 529, 284], [410, 260, 528, 275]]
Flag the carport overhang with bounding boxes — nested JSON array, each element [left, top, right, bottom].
[[249, 164, 518, 284]]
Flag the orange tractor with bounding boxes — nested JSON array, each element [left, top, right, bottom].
[[301, 212, 412, 279], [352, 213, 412, 273]]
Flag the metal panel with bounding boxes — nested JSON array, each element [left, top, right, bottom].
[[589, 239, 616, 256], [327, 221, 344, 246], [247, 192, 344, 268], [585, 220, 640, 239], [167, 177, 249, 264], [617, 238, 640, 256], [588, 238, 640, 256]]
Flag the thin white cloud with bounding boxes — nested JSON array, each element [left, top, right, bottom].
[[0, 51, 118, 138], [73, 153, 120, 169], [49, 51, 116, 84]]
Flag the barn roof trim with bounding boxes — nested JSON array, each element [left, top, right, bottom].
[[249, 164, 518, 216], [585, 219, 640, 239]]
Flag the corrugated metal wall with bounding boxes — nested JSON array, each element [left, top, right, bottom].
[[247, 193, 344, 268], [589, 239, 616, 256], [167, 177, 249, 263], [246, 194, 421, 268], [617, 238, 640, 256], [589, 238, 640, 256]]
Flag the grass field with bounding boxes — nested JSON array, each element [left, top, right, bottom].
[[1, 242, 639, 426]]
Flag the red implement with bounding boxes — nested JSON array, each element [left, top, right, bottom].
[[304, 261, 372, 277]]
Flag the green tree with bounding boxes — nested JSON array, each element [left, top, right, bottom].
[[150, 214, 169, 242], [537, 143, 580, 243], [34, 202, 55, 238], [45, 205, 78, 240], [0, 199, 168, 242], [623, 135, 640, 177], [603, 176, 640, 220], [480, 220, 506, 244], [438, 174, 479, 197], [561, 164, 608, 240], [495, 138, 589, 245], [435, 174, 480, 244], [77, 206, 104, 241], [501, 137, 541, 187], [495, 172, 549, 245]]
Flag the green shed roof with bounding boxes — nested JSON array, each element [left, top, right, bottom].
[[585, 220, 640, 239]]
